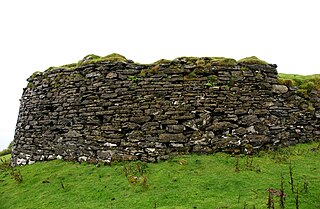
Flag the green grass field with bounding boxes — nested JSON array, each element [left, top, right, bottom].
[[0, 143, 319, 209]]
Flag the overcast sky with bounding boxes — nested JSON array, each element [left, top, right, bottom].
[[0, 0, 319, 150]]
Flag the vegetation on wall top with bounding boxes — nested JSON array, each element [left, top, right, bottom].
[[42, 53, 268, 73], [238, 56, 269, 65], [26, 53, 320, 92], [27, 53, 271, 87]]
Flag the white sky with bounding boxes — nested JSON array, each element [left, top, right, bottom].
[[0, 0, 319, 150]]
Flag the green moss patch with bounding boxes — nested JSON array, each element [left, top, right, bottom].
[[175, 56, 237, 67], [238, 56, 268, 65], [210, 57, 237, 66], [153, 59, 172, 65], [43, 53, 128, 73], [78, 53, 128, 66]]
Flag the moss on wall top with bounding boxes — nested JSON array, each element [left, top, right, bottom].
[[38, 53, 270, 73], [238, 56, 269, 65], [26, 53, 320, 92], [27, 53, 271, 82], [25, 53, 318, 92]]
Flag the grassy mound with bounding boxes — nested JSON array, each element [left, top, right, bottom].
[[238, 56, 269, 65], [1, 143, 319, 209], [278, 73, 320, 91]]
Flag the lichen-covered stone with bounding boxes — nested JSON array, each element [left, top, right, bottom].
[[272, 84, 289, 94]]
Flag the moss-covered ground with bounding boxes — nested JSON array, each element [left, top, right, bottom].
[[1, 143, 319, 209]]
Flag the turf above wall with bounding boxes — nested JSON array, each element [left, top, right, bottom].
[[11, 55, 320, 166]]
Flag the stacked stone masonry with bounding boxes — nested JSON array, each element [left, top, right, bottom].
[[11, 56, 320, 166]]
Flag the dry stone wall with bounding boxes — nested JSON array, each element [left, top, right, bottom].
[[11, 56, 320, 166]]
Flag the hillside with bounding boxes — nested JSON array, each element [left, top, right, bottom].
[[1, 143, 319, 209]]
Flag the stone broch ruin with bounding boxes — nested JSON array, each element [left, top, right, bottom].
[[11, 54, 320, 166]]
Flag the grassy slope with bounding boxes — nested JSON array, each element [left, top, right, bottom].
[[1, 143, 319, 209], [0, 154, 10, 161], [278, 73, 320, 91]]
